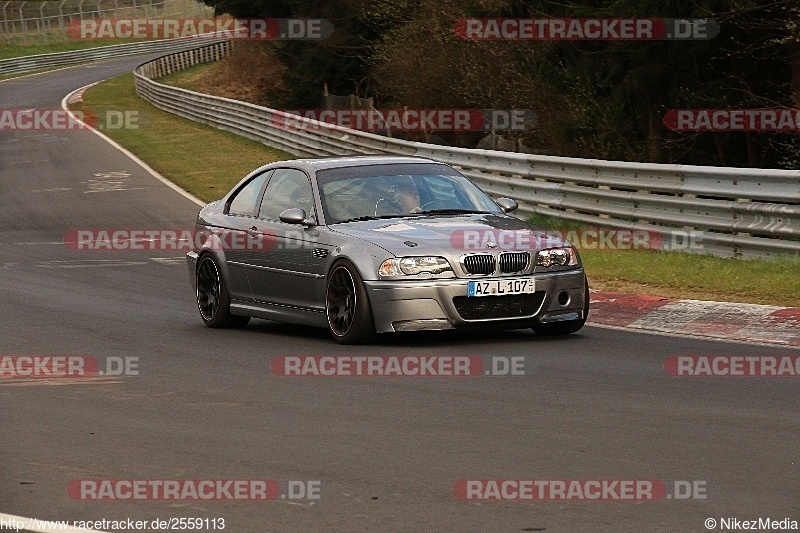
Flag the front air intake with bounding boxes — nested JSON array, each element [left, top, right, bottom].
[[499, 252, 530, 273], [462, 254, 496, 275]]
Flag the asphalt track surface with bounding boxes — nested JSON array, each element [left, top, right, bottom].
[[1, 57, 798, 532]]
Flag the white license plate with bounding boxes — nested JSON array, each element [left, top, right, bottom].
[[468, 278, 536, 297]]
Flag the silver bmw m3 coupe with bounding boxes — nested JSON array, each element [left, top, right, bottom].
[[187, 156, 588, 343]]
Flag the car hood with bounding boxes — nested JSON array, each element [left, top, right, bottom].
[[329, 214, 568, 257]]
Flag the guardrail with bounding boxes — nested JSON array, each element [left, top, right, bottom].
[[131, 41, 800, 259], [0, 34, 229, 76]]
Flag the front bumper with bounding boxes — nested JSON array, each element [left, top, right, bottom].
[[363, 269, 586, 333]]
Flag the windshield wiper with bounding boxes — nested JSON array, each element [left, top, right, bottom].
[[336, 214, 407, 223], [412, 209, 491, 215]]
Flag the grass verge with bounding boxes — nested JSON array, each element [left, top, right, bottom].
[[69, 72, 291, 202], [579, 250, 799, 307], [72, 73, 800, 307]]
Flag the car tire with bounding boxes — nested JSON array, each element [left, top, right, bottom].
[[196, 253, 251, 329], [325, 259, 376, 344], [531, 276, 589, 336]]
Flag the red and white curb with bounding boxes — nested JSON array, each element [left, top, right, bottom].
[[588, 290, 800, 347]]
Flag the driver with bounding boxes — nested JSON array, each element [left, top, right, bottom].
[[394, 182, 421, 213]]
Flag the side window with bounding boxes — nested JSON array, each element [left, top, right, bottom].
[[258, 169, 314, 221], [228, 171, 270, 216]]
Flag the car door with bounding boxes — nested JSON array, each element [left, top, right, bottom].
[[216, 170, 271, 301], [247, 168, 333, 310]]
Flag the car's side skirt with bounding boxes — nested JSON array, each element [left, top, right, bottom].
[[230, 300, 328, 329]]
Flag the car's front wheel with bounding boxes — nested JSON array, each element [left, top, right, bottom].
[[531, 276, 589, 336], [196, 253, 251, 329], [325, 260, 376, 344]]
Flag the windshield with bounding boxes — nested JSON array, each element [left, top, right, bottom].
[[316, 163, 501, 224]]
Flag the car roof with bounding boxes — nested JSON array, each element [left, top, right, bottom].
[[260, 155, 444, 172]]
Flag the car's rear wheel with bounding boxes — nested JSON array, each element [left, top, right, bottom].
[[196, 254, 250, 329], [326, 260, 376, 344], [531, 276, 589, 336]]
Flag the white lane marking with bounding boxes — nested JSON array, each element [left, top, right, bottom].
[[93, 171, 131, 179], [32, 188, 73, 192], [0, 511, 108, 532], [28, 133, 64, 143], [61, 84, 205, 207], [78, 170, 144, 193], [84, 185, 144, 193], [0, 64, 82, 84], [150, 256, 186, 265], [0, 134, 63, 145]]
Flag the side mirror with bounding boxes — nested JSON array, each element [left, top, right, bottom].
[[495, 197, 519, 214], [279, 208, 311, 225]]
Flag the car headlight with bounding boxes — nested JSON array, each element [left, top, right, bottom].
[[536, 247, 577, 267], [379, 257, 453, 276]]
